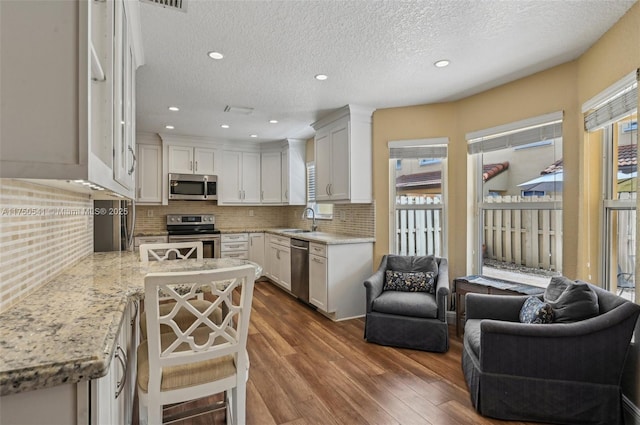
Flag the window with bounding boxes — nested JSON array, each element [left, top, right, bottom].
[[467, 112, 563, 285], [389, 139, 447, 256], [395, 159, 402, 170], [306, 163, 333, 219], [584, 71, 637, 302]]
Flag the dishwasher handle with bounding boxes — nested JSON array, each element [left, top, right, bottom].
[[290, 245, 308, 251]]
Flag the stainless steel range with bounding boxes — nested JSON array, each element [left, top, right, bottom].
[[166, 214, 221, 258]]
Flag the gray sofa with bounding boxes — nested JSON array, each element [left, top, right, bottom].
[[363, 255, 449, 352], [462, 283, 640, 425]]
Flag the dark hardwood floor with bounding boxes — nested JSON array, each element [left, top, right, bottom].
[[147, 280, 544, 425]]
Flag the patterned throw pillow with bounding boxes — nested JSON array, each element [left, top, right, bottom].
[[519, 296, 554, 324], [383, 270, 436, 293]]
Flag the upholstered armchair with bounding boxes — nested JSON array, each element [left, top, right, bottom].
[[363, 255, 449, 352], [462, 283, 640, 425]]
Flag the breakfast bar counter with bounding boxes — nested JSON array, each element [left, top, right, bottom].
[[0, 252, 260, 396]]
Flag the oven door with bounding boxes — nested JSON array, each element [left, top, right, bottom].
[[167, 234, 221, 258]]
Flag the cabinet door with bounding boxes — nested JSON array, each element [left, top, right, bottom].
[[249, 233, 265, 274], [314, 130, 332, 201], [281, 150, 289, 203], [168, 146, 194, 174], [265, 242, 279, 283], [309, 254, 328, 311], [113, 0, 135, 190], [329, 122, 350, 200], [261, 152, 281, 203], [194, 147, 216, 175], [136, 144, 162, 203], [220, 151, 242, 203], [242, 152, 261, 203], [278, 245, 292, 291]]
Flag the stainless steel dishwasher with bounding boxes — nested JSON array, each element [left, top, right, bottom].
[[290, 238, 310, 303]]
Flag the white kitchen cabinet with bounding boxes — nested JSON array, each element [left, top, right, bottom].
[[281, 139, 307, 205], [249, 233, 265, 275], [92, 300, 138, 425], [220, 151, 261, 204], [309, 250, 328, 311], [265, 234, 291, 290], [261, 152, 282, 203], [309, 241, 373, 320], [221, 233, 249, 259], [312, 105, 375, 203], [168, 146, 217, 175], [0, 0, 143, 198], [136, 143, 162, 203]]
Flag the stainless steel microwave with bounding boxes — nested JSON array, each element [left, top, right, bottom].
[[169, 173, 218, 200]]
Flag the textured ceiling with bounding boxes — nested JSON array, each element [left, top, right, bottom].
[[136, 0, 636, 143]]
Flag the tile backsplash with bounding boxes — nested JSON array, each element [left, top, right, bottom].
[[135, 201, 375, 237], [0, 179, 93, 313]]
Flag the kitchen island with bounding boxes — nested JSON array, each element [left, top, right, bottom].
[[0, 252, 260, 424]]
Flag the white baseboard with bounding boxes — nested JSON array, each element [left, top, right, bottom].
[[623, 395, 640, 425]]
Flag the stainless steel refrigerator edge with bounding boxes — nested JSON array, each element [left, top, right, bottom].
[[94, 200, 135, 252]]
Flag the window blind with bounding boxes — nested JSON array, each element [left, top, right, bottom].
[[389, 145, 447, 159], [306, 163, 316, 203], [466, 111, 563, 154], [584, 84, 638, 131]]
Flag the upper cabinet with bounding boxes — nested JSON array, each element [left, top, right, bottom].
[[168, 146, 217, 175], [282, 139, 307, 205], [0, 0, 144, 198], [312, 105, 375, 203], [260, 151, 282, 204], [219, 151, 261, 204]]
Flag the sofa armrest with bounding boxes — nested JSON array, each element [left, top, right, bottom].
[[363, 255, 388, 313], [479, 303, 640, 385], [465, 293, 529, 322]]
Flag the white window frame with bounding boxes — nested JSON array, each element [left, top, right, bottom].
[[388, 138, 448, 257]]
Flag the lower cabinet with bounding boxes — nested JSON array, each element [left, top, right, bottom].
[[221, 233, 249, 260], [308, 242, 373, 321], [92, 299, 138, 425], [248, 232, 265, 276], [265, 234, 291, 290]]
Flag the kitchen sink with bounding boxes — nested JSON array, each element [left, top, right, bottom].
[[281, 229, 312, 233]]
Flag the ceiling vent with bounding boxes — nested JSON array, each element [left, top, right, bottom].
[[140, 0, 187, 12], [224, 105, 254, 115]]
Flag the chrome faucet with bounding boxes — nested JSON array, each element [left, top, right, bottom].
[[302, 207, 318, 232]]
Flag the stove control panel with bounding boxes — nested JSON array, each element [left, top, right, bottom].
[[166, 214, 215, 225]]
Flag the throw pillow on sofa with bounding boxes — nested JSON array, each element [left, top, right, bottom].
[[384, 270, 436, 293], [544, 276, 599, 323], [519, 296, 554, 324]]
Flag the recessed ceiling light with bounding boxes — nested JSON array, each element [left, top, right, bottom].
[[314, 74, 328, 81], [208, 51, 224, 60], [168, 106, 180, 111], [250, 134, 258, 138], [165, 125, 175, 130], [221, 124, 230, 129], [269, 119, 278, 124], [434, 59, 450, 68]]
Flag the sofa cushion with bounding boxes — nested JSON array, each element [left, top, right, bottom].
[[387, 255, 438, 275], [519, 296, 554, 324], [544, 277, 599, 323], [464, 319, 482, 357], [371, 290, 438, 318], [384, 270, 436, 293]]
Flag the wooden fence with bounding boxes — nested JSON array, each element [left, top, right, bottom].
[[483, 195, 562, 271], [395, 195, 443, 257]]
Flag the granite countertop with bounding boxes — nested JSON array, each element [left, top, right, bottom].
[[0, 252, 260, 396], [265, 229, 375, 245]]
